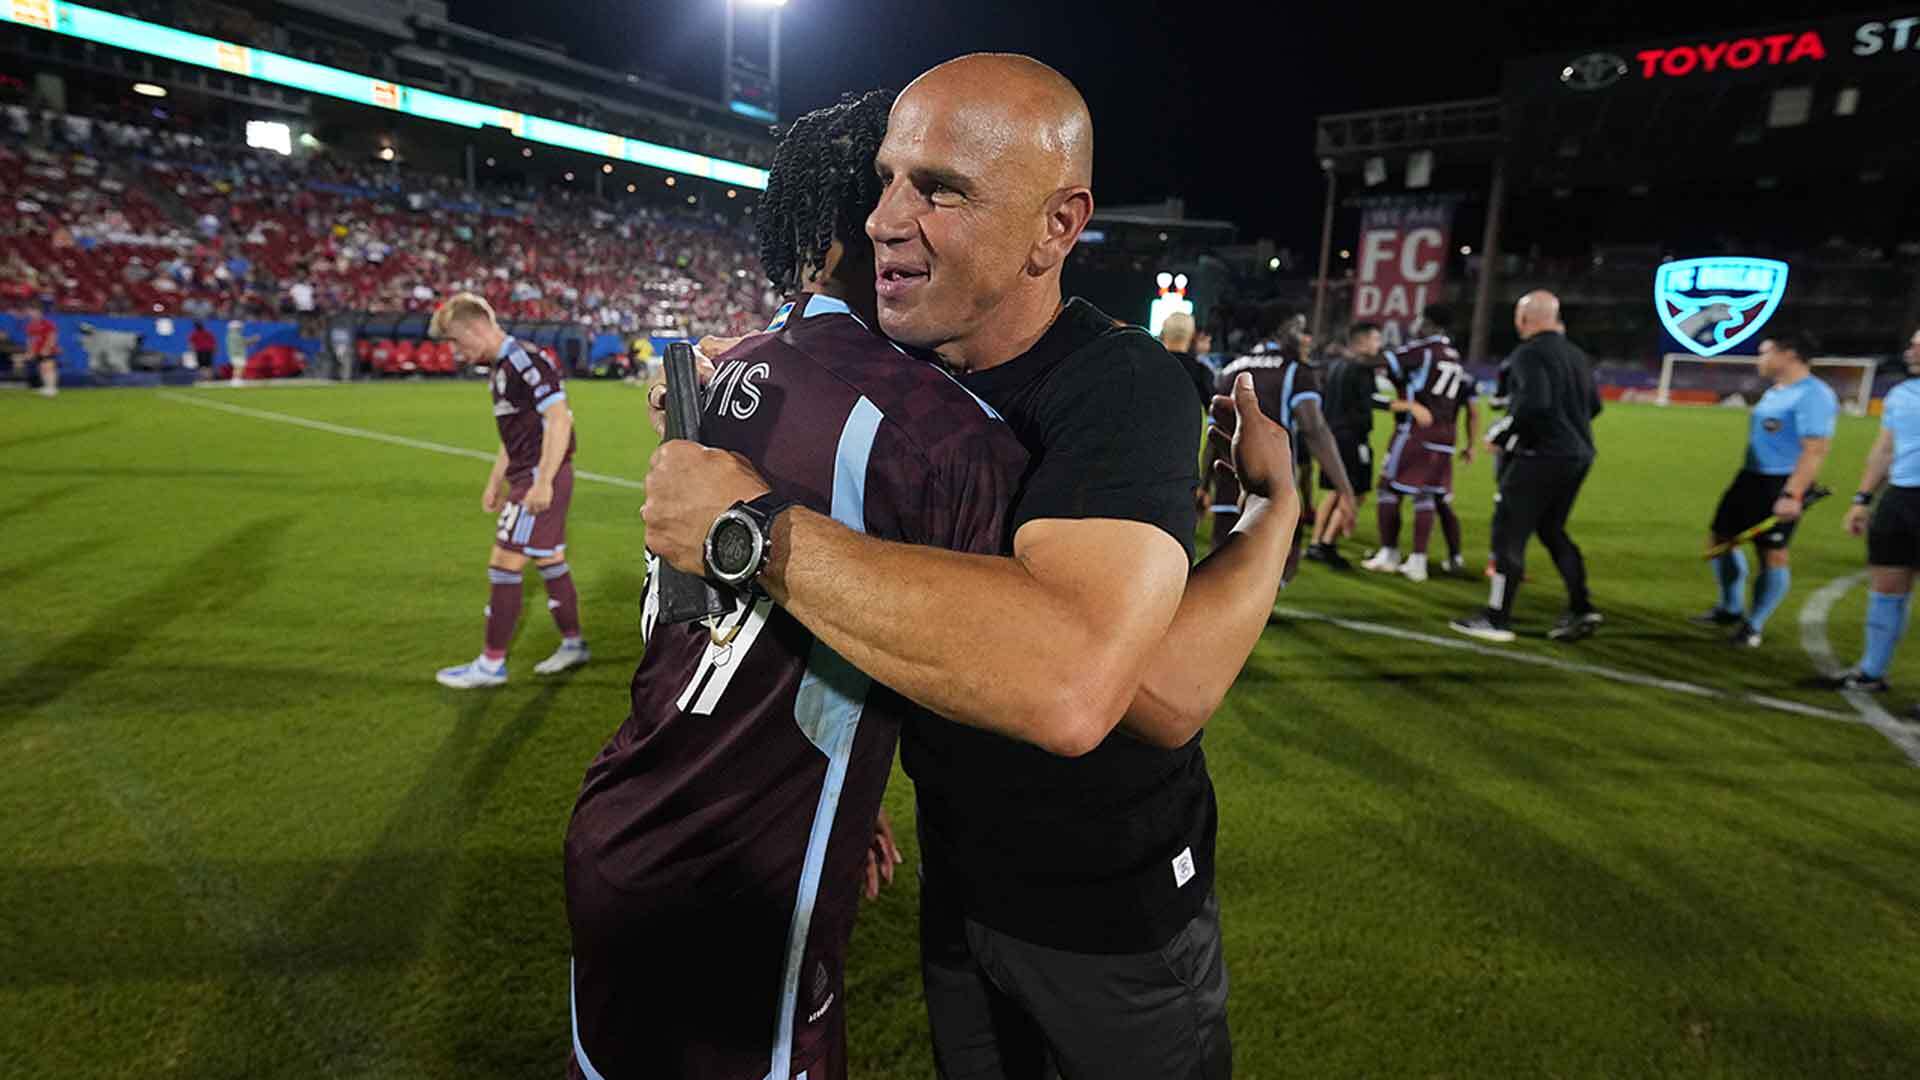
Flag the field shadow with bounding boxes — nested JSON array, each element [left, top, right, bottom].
[[0, 480, 99, 521], [0, 516, 296, 724], [0, 417, 118, 452]]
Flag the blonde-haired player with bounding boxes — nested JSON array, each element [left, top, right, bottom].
[[431, 293, 588, 687]]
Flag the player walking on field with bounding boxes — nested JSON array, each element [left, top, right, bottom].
[[431, 293, 588, 687], [1832, 328, 1920, 697], [1362, 307, 1479, 581], [1693, 331, 1836, 649]]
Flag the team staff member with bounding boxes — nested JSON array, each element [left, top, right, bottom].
[[1305, 321, 1386, 569], [644, 54, 1301, 1078], [26, 299, 58, 398], [1834, 328, 1920, 696], [1451, 290, 1603, 644], [1692, 331, 1837, 648], [1159, 311, 1215, 411]]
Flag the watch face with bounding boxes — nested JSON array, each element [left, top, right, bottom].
[[711, 517, 758, 576]]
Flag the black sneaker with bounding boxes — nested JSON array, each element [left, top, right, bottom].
[[1826, 671, 1891, 693], [1449, 611, 1516, 644], [1729, 621, 1762, 648], [1303, 543, 1332, 564], [1548, 610, 1604, 642], [1320, 545, 1354, 571], [1690, 608, 1744, 627]]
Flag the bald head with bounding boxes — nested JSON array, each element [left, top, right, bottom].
[[1515, 290, 1562, 339], [899, 54, 1093, 190]]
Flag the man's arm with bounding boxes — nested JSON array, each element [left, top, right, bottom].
[[1461, 399, 1482, 465], [1845, 428, 1895, 536], [524, 404, 572, 513], [1774, 435, 1831, 522], [1295, 398, 1352, 498], [483, 447, 509, 512], [1121, 374, 1300, 748]]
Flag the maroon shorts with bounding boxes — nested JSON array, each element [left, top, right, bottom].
[[495, 462, 573, 556], [1382, 431, 1454, 496]]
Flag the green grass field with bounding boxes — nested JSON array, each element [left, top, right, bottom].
[[3, 381, 1917, 1079]]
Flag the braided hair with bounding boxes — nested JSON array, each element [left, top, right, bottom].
[[757, 89, 895, 293]]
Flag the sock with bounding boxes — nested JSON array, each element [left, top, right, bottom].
[[1377, 493, 1402, 552], [1859, 591, 1911, 679], [1411, 498, 1435, 556], [1714, 549, 1749, 616], [1438, 500, 1463, 560], [485, 566, 523, 659], [1748, 565, 1791, 631], [1487, 570, 1518, 626], [541, 561, 582, 641]]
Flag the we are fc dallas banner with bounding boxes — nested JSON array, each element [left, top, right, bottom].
[[1351, 197, 1456, 345]]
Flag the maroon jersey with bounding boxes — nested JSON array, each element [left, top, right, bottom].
[[565, 293, 1026, 1080], [1208, 348, 1322, 510], [489, 336, 574, 481], [1384, 335, 1473, 447]]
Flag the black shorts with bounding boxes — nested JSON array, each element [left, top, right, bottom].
[[1868, 486, 1920, 568], [1711, 470, 1796, 550], [1319, 429, 1374, 494]]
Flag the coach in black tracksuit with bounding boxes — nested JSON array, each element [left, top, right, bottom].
[[1451, 290, 1603, 644]]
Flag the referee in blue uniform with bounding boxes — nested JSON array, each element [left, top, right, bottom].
[[1694, 332, 1837, 648], [1833, 328, 1920, 697]]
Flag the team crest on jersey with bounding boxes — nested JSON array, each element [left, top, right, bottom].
[[1762, 417, 1783, 433], [1654, 257, 1789, 358]]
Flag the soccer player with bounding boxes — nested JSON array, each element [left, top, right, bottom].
[[1451, 291, 1603, 644], [1833, 327, 1920, 693], [1363, 307, 1476, 578], [1304, 321, 1387, 569], [566, 89, 1029, 1080], [430, 293, 588, 687], [1693, 331, 1836, 648], [26, 299, 58, 398], [1210, 327, 1355, 574]]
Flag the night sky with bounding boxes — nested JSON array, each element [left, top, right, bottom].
[[449, 1, 1836, 252]]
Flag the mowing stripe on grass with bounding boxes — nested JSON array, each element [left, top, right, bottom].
[[1797, 572, 1920, 766], [157, 391, 646, 490], [1273, 605, 1859, 725]]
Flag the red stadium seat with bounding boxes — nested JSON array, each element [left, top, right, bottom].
[[370, 339, 395, 375], [391, 339, 418, 373]]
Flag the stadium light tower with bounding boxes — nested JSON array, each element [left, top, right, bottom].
[[723, 0, 784, 125]]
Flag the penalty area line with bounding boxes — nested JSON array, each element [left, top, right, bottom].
[[157, 390, 646, 490], [1797, 572, 1920, 767], [1272, 604, 1868, 729]]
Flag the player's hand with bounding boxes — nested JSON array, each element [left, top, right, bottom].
[[643, 347, 721, 438], [1845, 503, 1870, 537], [1772, 494, 1803, 522], [862, 808, 903, 901], [642, 441, 771, 574], [1409, 402, 1434, 428], [1330, 492, 1357, 538], [1460, 443, 1476, 466], [482, 479, 504, 514], [698, 333, 755, 359], [524, 479, 555, 514], [1209, 372, 1295, 504]]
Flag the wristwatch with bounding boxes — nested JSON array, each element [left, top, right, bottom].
[[1854, 491, 1875, 507], [703, 493, 797, 588]]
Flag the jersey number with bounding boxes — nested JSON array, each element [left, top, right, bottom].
[[1429, 361, 1467, 401]]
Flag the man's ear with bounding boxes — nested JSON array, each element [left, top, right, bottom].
[[1029, 187, 1094, 275]]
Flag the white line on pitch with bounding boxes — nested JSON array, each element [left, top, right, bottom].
[[157, 390, 646, 490], [1272, 605, 1860, 726], [1797, 572, 1920, 767]]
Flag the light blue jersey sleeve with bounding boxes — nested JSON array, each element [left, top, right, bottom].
[[1795, 379, 1838, 440], [1885, 381, 1920, 488]]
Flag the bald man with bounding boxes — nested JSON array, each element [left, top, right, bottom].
[[1451, 291, 1604, 643], [643, 54, 1286, 1078]]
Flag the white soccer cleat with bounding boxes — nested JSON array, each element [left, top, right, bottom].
[[533, 640, 590, 675], [1442, 554, 1465, 575], [38, 386, 57, 398], [437, 656, 507, 689], [1361, 547, 1401, 573], [1399, 554, 1430, 583]]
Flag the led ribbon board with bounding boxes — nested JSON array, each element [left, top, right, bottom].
[[1653, 256, 1789, 357], [0, 0, 769, 190]]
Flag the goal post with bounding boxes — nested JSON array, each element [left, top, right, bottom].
[[1657, 353, 1879, 416]]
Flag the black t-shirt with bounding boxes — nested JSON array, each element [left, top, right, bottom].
[[1169, 348, 1216, 412], [900, 297, 1214, 954], [1505, 331, 1601, 460], [1323, 356, 1381, 436]]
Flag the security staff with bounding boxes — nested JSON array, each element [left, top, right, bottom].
[[1451, 290, 1603, 643]]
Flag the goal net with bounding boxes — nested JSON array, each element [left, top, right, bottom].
[[1657, 354, 1878, 416]]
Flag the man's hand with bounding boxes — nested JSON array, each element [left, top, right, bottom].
[[524, 478, 555, 514], [641, 441, 771, 574], [1460, 443, 1477, 467], [1209, 372, 1295, 504], [1845, 503, 1870, 537], [1773, 494, 1803, 523], [643, 344, 722, 438], [1408, 402, 1434, 428], [482, 478, 505, 514], [698, 333, 751, 359], [1326, 491, 1357, 538], [862, 808, 903, 902]]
